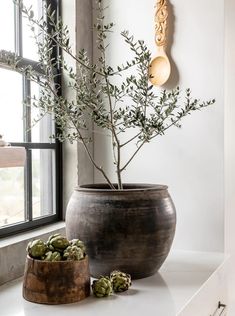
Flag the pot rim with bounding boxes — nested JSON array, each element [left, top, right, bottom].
[[75, 183, 168, 192]]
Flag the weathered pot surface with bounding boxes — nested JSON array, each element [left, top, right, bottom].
[[23, 255, 90, 304], [66, 183, 176, 279]]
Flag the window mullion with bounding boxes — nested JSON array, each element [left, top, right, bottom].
[[23, 77, 31, 143], [23, 76, 33, 222], [14, 1, 23, 56], [24, 148, 33, 222]]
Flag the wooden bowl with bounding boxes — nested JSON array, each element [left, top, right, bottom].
[[23, 255, 90, 304]]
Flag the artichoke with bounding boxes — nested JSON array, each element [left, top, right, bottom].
[[27, 239, 47, 258], [63, 245, 84, 261], [110, 270, 132, 292], [70, 238, 86, 253], [43, 251, 62, 261], [92, 277, 113, 298], [47, 233, 61, 243], [47, 234, 70, 252]]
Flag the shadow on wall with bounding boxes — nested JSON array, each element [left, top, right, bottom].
[[163, 1, 180, 89]]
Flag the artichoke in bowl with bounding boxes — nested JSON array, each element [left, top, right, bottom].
[[63, 245, 84, 261], [43, 251, 62, 261], [27, 239, 47, 259], [70, 238, 86, 253], [47, 234, 70, 252]]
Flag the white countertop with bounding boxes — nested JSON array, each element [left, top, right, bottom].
[[0, 250, 227, 316]]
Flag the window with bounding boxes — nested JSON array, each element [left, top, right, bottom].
[[0, 0, 62, 237]]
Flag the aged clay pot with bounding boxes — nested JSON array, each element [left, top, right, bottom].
[[66, 184, 176, 279]]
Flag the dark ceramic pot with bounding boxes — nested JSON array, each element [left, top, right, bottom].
[[65, 184, 176, 279]]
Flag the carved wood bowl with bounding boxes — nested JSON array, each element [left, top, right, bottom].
[[23, 255, 90, 304]]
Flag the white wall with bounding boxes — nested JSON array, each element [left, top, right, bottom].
[[94, 0, 224, 252], [62, 0, 94, 214], [225, 0, 235, 255], [62, 0, 78, 214]]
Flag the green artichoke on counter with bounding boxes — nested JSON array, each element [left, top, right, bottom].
[[92, 276, 113, 298], [27, 239, 47, 258], [47, 234, 70, 252], [63, 245, 84, 261], [110, 270, 132, 292], [43, 251, 62, 261]]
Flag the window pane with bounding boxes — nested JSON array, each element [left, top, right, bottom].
[[0, 167, 25, 227], [22, 0, 43, 61], [32, 149, 55, 219], [0, 1, 14, 51], [0, 0, 59, 236], [0, 68, 23, 142], [31, 81, 55, 143]]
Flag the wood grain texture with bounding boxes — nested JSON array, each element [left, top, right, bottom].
[[155, 0, 168, 47], [23, 255, 90, 304], [0, 147, 26, 168], [149, 0, 171, 86], [66, 184, 176, 279]]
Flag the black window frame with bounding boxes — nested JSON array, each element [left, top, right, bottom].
[[0, 0, 62, 238]]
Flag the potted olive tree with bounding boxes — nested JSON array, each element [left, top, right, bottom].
[[3, 0, 215, 279]]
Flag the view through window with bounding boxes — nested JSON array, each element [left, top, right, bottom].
[[0, 0, 62, 236]]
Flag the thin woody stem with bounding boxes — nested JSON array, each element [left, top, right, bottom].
[[25, 71, 115, 189], [120, 140, 146, 172], [105, 75, 122, 189], [96, 2, 122, 189], [76, 129, 115, 189], [120, 132, 142, 148]]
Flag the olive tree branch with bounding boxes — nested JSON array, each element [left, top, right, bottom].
[[17, 1, 104, 77], [120, 140, 146, 172], [96, 1, 123, 189]]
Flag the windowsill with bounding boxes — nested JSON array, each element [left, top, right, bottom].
[[0, 221, 65, 285], [0, 221, 65, 248]]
